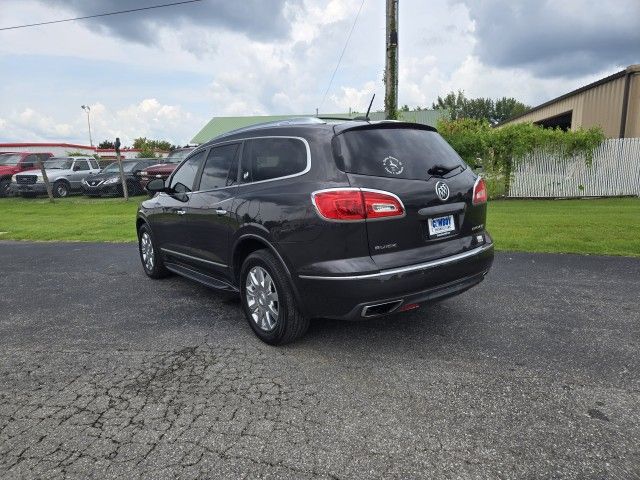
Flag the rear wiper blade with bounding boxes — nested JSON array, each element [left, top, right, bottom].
[[428, 164, 460, 176]]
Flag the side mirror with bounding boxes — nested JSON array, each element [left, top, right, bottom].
[[73, 165, 81, 171], [146, 178, 166, 193]]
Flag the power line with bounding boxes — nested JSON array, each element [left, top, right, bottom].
[[0, 0, 204, 31], [318, 0, 366, 113]]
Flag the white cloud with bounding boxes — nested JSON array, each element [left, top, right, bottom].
[[0, 0, 635, 144], [0, 100, 200, 146]]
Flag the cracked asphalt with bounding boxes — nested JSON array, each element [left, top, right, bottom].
[[0, 241, 639, 479]]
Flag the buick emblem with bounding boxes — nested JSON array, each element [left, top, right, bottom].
[[435, 181, 450, 201]]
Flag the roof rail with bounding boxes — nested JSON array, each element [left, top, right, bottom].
[[212, 117, 326, 141]]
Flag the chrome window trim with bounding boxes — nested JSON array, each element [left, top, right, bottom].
[[235, 136, 311, 187], [163, 136, 310, 196], [161, 248, 228, 268], [298, 243, 493, 280]]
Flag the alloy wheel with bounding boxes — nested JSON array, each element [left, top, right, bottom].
[[56, 184, 68, 197], [140, 232, 155, 271], [245, 266, 279, 332]]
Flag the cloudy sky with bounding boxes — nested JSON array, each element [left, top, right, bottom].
[[0, 0, 637, 146]]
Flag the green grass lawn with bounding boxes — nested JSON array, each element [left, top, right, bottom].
[[488, 197, 640, 257], [0, 196, 140, 242], [0, 195, 639, 256]]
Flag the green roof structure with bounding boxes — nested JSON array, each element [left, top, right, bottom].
[[190, 110, 449, 144]]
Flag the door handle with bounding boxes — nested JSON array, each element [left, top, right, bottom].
[[176, 209, 186, 215], [215, 208, 227, 216]]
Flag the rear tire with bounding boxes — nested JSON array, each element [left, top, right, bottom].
[[138, 224, 170, 279], [240, 250, 309, 345], [53, 180, 70, 198]]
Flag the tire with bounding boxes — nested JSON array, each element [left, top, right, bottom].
[[52, 180, 70, 198], [240, 250, 309, 345], [138, 223, 170, 279], [128, 182, 142, 197], [0, 178, 11, 198]]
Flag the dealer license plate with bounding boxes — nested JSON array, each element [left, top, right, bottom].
[[428, 214, 455, 237]]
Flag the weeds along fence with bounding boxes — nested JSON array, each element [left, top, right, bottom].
[[508, 138, 640, 198]]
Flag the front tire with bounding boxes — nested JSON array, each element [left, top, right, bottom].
[[53, 180, 70, 198], [138, 224, 169, 279], [240, 250, 309, 345], [0, 178, 11, 197]]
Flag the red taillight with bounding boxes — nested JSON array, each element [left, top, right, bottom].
[[312, 189, 365, 221], [362, 190, 404, 219], [312, 189, 404, 221], [472, 177, 488, 205]]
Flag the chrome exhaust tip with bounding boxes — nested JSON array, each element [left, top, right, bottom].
[[361, 299, 404, 318]]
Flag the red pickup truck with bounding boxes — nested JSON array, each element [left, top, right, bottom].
[[138, 147, 194, 190], [0, 152, 53, 197]]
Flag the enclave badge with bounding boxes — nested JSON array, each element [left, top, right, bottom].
[[435, 181, 450, 201]]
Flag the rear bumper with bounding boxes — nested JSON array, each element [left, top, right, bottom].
[[295, 242, 494, 320]]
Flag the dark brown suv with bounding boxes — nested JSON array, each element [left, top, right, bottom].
[[137, 118, 493, 345]]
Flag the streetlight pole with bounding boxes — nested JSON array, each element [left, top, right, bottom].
[[81, 105, 93, 147]]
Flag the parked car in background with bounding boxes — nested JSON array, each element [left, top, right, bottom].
[[82, 159, 158, 197], [0, 152, 53, 197], [137, 118, 493, 345], [13, 156, 100, 198], [139, 147, 195, 190]]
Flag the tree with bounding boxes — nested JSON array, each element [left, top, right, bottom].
[[133, 137, 175, 156], [98, 140, 115, 149], [494, 97, 530, 123], [432, 90, 531, 124], [432, 90, 467, 121]]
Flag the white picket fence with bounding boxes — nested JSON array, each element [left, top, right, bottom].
[[508, 138, 640, 198]]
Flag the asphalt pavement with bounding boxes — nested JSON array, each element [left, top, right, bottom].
[[0, 241, 638, 479]]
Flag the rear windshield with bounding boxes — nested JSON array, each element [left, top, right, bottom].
[[335, 127, 466, 180], [165, 149, 192, 163]]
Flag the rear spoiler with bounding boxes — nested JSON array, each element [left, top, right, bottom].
[[333, 121, 437, 136]]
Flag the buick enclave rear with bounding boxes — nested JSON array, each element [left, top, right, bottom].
[[137, 118, 493, 344]]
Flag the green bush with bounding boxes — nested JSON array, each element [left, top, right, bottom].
[[438, 119, 605, 198]]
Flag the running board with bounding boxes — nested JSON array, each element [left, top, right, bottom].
[[165, 262, 239, 293]]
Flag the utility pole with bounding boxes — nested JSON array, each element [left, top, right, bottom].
[[114, 137, 129, 201], [38, 157, 54, 203], [384, 0, 399, 120]]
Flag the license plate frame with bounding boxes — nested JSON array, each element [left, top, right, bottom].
[[427, 214, 456, 237]]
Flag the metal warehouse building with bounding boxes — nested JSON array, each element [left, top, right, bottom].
[[500, 64, 640, 138]]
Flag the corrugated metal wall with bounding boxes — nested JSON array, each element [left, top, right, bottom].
[[508, 138, 640, 197], [501, 68, 640, 139], [502, 76, 628, 138]]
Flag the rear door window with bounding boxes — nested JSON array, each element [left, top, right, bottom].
[[335, 127, 466, 180], [240, 137, 307, 183], [198, 143, 240, 191], [74, 160, 90, 171]]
